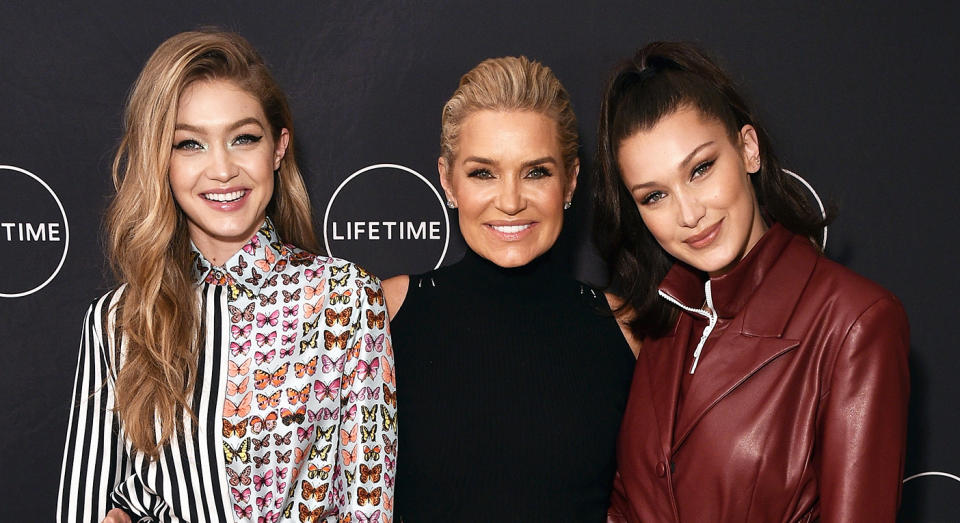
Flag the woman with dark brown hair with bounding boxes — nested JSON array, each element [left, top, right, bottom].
[[594, 42, 909, 522]]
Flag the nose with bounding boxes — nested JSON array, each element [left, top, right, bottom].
[[675, 190, 705, 228], [207, 144, 238, 182], [494, 176, 526, 215]]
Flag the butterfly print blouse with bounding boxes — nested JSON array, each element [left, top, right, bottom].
[[59, 219, 396, 523]]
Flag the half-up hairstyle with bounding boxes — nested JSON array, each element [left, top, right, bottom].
[[106, 29, 319, 456], [440, 56, 579, 177], [594, 41, 830, 339]]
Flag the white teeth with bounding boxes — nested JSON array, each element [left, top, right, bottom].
[[203, 191, 245, 202], [491, 224, 531, 234]]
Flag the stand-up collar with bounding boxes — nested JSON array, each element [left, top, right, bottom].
[[190, 218, 285, 301], [658, 223, 819, 337]]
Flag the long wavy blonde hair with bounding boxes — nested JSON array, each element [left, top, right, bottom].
[[106, 29, 319, 456]]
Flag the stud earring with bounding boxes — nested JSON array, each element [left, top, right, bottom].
[[446, 200, 457, 209], [563, 201, 572, 210]]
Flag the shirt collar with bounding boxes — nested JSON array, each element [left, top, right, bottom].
[[190, 218, 285, 300]]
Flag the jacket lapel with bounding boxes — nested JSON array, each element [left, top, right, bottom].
[[642, 324, 689, 454]]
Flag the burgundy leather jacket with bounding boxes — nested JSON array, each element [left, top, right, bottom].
[[609, 224, 910, 522]]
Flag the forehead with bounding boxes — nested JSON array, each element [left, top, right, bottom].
[[618, 107, 730, 174], [176, 79, 266, 123], [457, 110, 560, 157]]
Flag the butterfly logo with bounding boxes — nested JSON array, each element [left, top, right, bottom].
[[224, 392, 253, 418], [361, 405, 378, 423], [344, 469, 356, 487], [295, 355, 318, 378], [366, 310, 385, 329], [360, 464, 382, 484], [363, 286, 384, 306], [253, 362, 289, 390], [380, 406, 396, 432], [224, 438, 251, 463], [232, 324, 253, 339], [230, 256, 248, 276], [255, 348, 276, 364], [256, 390, 282, 410], [343, 404, 357, 422], [257, 310, 280, 328], [227, 376, 250, 396], [301, 479, 329, 502], [356, 358, 380, 381], [314, 378, 341, 402], [329, 264, 350, 276], [230, 303, 256, 323], [280, 344, 296, 358], [249, 412, 278, 434], [228, 464, 252, 486], [243, 236, 261, 254], [286, 384, 310, 405], [297, 425, 313, 442], [263, 273, 279, 289], [357, 486, 382, 506], [323, 330, 350, 350], [384, 455, 395, 473], [223, 418, 249, 438], [282, 319, 299, 332], [280, 405, 306, 425]]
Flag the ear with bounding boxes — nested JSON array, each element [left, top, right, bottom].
[[565, 159, 580, 202], [274, 128, 290, 170], [437, 156, 456, 205], [739, 124, 760, 174]]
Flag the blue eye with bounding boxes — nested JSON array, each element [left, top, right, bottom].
[[525, 166, 552, 179], [692, 160, 714, 178], [641, 191, 665, 205], [467, 168, 494, 179], [173, 139, 203, 151], [234, 134, 263, 146]]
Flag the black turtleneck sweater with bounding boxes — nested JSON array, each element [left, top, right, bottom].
[[391, 249, 635, 522]]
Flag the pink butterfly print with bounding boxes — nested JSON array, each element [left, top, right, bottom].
[[256, 491, 273, 510], [321, 353, 346, 373], [297, 425, 313, 442], [356, 510, 381, 523], [242, 236, 260, 254], [304, 268, 320, 281], [232, 324, 253, 339], [232, 486, 251, 503], [384, 473, 394, 488], [257, 310, 279, 328], [360, 386, 380, 400], [255, 349, 276, 365], [282, 318, 298, 331], [364, 333, 385, 353], [282, 305, 299, 318], [230, 340, 251, 357], [275, 466, 289, 479], [343, 404, 357, 422], [356, 358, 381, 381], [233, 504, 252, 519], [281, 333, 297, 346], [258, 511, 279, 523], [253, 469, 274, 489], [385, 455, 396, 472], [279, 345, 296, 358], [256, 331, 277, 347], [314, 377, 341, 401]]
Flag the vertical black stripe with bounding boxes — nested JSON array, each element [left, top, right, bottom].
[[205, 285, 228, 521]]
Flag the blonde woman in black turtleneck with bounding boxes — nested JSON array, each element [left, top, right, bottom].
[[381, 56, 639, 522]]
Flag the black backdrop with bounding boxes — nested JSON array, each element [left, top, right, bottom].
[[1, 1, 958, 520]]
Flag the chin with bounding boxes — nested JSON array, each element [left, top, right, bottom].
[[483, 246, 543, 268]]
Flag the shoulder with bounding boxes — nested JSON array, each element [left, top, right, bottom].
[[382, 275, 409, 320], [807, 255, 905, 321]]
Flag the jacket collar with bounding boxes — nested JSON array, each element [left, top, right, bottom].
[[657, 222, 817, 337], [190, 218, 286, 301]]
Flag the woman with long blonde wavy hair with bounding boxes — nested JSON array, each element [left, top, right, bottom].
[[59, 29, 395, 523]]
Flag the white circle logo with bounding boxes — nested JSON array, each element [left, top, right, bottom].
[[323, 163, 450, 278], [0, 165, 70, 297]]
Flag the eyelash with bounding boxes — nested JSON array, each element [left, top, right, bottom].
[[173, 134, 262, 150], [465, 166, 553, 179], [640, 160, 714, 205]]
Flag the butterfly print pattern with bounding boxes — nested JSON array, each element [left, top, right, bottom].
[[60, 218, 395, 523]]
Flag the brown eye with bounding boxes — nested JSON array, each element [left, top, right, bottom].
[[641, 191, 665, 205], [692, 160, 714, 179], [467, 168, 494, 179]]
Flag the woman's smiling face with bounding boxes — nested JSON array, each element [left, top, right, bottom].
[[617, 106, 766, 277], [440, 110, 578, 268]]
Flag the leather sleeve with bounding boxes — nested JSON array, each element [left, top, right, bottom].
[[818, 296, 910, 522], [606, 471, 631, 523]]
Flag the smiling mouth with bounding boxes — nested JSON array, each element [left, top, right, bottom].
[[202, 190, 247, 203], [684, 219, 723, 248], [489, 223, 533, 234]]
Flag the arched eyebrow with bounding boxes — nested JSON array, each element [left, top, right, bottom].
[[461, 155, 557, 168], [174, 117, 265, 133], [679, 141, 714, 169]]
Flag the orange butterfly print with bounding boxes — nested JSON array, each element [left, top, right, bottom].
[[286, 384, 310, 405], [307, 463, 331, 480], [298, 502, 324, 523], [360, 464, 382, 483], [256, 390, 282, 410], [227, 376, 250, 396], [382, 384, 396, 407], [303, 299, 323, 319], [301, 479, 329, 502], [380, 357, 395, 386], [323, 330, 350, 350], [280, 405, 306, 425], [253, 362, 289, 390], [366, 310, 385, 329], [303, 283, 324, 300], [254, 247, 276, 272], [224, 391, 252, 417], [229, 357, 252, 377], [341, 445, 357, 466], [294, 355, 318, 378], [340, 424, 358, 444], [249, 412, 278, 434], [363, 286, 384, 306], [222, 417, 249, 438], [357, 486, 382, 506], [325, 307, 352, 327]]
